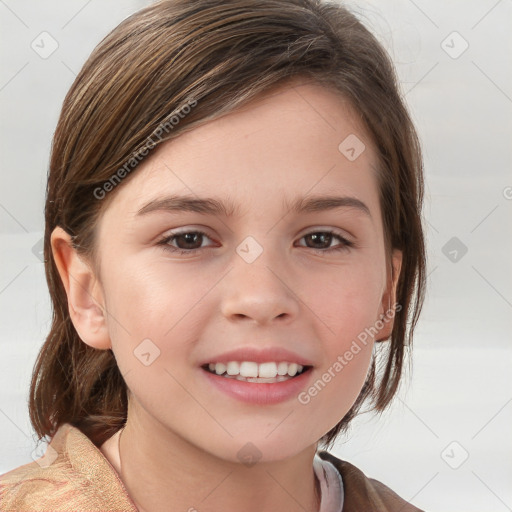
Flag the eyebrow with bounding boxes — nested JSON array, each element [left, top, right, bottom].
[[136, 194, 371, 219]]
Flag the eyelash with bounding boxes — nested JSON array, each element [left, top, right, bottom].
[[156, 229, 354, 256]]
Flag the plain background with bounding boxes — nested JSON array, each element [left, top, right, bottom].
[[1, 1, 511, 510]]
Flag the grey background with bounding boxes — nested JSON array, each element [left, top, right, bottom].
[[1, 1, 511, 510]]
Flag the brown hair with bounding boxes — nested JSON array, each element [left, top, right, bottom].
[[30, 0, 426, 449]]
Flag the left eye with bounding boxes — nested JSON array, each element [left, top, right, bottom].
[[296, 231, 353, 252], [157, 229, 353, 255]]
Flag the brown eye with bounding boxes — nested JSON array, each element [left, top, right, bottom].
[[304, 232, 334, 249], [296, 230, 353, 253], [158, 230, 216, 254], [173, 232, 204, 250]]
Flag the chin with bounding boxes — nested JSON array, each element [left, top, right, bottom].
[[202, 427, 319, 466]]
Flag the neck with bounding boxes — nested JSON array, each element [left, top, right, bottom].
[[108, 410, 321, 512]]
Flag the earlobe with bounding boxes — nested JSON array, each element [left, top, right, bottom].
[[50, 226, 111, 350], [375, 249, 403, 342]]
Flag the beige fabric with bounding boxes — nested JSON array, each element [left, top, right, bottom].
[[1, 423, 423, 511], [0, 424, 137, 511]]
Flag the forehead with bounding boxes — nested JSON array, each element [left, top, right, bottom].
[[103, 82, 380, 221]]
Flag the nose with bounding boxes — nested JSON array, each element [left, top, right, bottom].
[[220, 248, 300, 325]]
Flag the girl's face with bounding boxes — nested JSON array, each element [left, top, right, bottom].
[[86, 81, 401, 462]]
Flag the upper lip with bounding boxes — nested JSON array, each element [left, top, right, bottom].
[[199, 347, 314, 367]]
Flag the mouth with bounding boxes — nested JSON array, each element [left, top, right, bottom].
[[201, 361, 312, 383]]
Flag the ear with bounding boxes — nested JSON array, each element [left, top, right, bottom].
[[374, 249, 403, 342], [50, 226, 111, 350]]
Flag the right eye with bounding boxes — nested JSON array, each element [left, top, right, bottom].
[[157, 230, 217, 255]]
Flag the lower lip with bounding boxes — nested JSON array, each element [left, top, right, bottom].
[[201, 367, 313, 405]]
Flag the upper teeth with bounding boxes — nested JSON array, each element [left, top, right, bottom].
[[208, 361, 304, 378]]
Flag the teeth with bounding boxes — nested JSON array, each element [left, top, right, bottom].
[[277, 362, 288, 376], [233, 375, 290, 383], [214, 363, 226, 375], [208, 361, 305, 378], [259, 362, 277, 378], [240, 361, 258, 377], [226, 361, 240, 376], [287, 363, 298, 376]]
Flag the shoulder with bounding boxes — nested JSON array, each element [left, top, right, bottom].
[[0, 423, 136, 511], [317, 450, 425, 512]]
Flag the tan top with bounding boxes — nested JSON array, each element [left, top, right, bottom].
[[0, 423, 423, 511]]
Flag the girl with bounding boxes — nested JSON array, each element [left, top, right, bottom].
[[1, 0, 426, 510]]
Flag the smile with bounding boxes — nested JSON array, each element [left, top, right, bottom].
[[203, 361, 310, 382]]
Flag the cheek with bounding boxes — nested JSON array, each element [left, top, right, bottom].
[[101, 260, 215, 413], [100, 258, 212, 374], [297, 258, 383, 419], [303, 255, 385, 341], [104, 258, 216, 337], [296, 341, 373, 443]]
